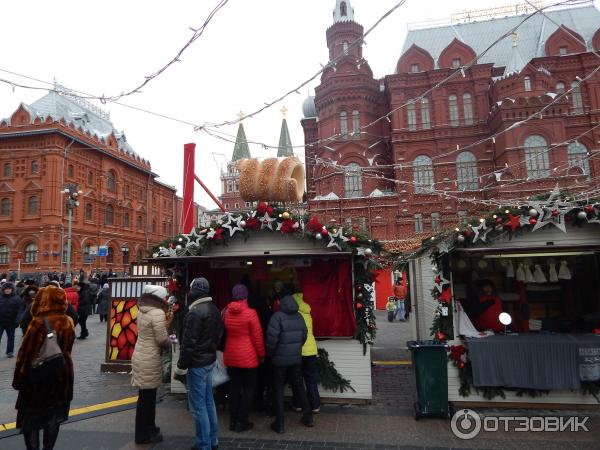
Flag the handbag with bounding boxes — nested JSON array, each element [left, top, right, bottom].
[[29, 319, 66, 383], [212, 351, 229, 387]]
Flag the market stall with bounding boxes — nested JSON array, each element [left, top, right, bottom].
[[407, 193, 600, 407], [153, 203, 382, 402]]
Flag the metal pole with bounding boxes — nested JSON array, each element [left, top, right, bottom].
[[65, 205, 73, 284]]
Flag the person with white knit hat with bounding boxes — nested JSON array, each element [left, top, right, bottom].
[[131, 284, 172, 444]]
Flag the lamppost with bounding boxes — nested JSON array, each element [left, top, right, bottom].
[[121, 244, 129, 275], [62, 185, 82, 284]]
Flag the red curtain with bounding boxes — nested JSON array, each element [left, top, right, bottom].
[[296, 259, 356, 337], [189, 262, 230, 310]]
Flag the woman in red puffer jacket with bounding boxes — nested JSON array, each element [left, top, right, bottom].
[[223, 283, 265, 433]]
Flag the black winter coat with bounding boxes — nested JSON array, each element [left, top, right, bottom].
[[77, 284, 94, 315], [266, 295, 307, 367], [0, 284, 22, 327], [177, 297, 223, 370]]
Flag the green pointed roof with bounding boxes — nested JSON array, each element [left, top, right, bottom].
[[277, 118, 294, 157], [231, 123, 251, 161]]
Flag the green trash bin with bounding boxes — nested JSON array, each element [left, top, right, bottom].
[[407, 340, 449, 419]]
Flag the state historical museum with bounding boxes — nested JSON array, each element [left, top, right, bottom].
[[302, 1, 600, 249]]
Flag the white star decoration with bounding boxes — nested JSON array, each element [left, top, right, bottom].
[[183, 228, 204, 249], [221, 214, 244, 237], [529, 186, 574, 233], [327, 227, 349, 251], [471, 221, 491, 243], [434, 273, 450, 293], [206, 229, 216, 239], [260, 212, 276, 231]]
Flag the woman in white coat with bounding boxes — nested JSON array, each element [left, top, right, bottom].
[[131, 285, 172, 444]]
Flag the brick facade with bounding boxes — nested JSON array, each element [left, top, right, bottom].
[[302, 2, 600, 244], [0, 93, 190, 276]]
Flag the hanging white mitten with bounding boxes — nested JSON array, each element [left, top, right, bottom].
[[534, 264, 547, 283], [525, 265, 535, 283], [558, 260, 572, 280], [506, 260, 515, 278], [548, 263, 559, 283], [516, 263, 526, 282]]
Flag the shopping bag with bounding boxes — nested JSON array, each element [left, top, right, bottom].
[[212, 351, 229, 387]]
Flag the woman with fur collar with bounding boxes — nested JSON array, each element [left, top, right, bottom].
[[131, 285, 172, 445], [12, 285, 75, 450]]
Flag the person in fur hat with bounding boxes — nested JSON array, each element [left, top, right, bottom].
[[131, 285, 172, 445], [12, 285, 75, 450]]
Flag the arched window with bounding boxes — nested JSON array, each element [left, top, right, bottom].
[[567, 141, 590, 177], [31, 160, 39, 174], [413, 155, 434, 193], [421, 98, 431, 129], [107, 170, 116, 192], [1, 198, 10, 216], [456, 151, 479, 191], [124, 212, 130, 228], [67, 164, 74, 178], [0, 244, 8, 264], [524, 135, 550, 179], [463, 93, 473, 125], [3, 163, 12, 177], [340, 1, 347, 16], [83, 244, 92, 262], [556, 82, 565, 94], [571, 81, 583, 114], [107, 247, 114, 264], [27, 196, 39, 215], [448, 95, 459, 127], [87, 171, 93, 185], [85, 203, 93, 220], [524, 76, 532, 92], [414, 214, 423, 233], [407, 101, 417, 131], [431, 212, 441, 231], [105, 204, 114, 225], [24, 243, 38, 263], [342, 41, 349, 56], [340, 111, 348, 138], [352, 110, 360, 138], [344, 163, 363, 198]]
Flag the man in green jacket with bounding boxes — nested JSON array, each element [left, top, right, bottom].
[[293, 293, 320, 413]]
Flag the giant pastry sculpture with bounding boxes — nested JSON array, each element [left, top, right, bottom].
[[237, 157, 305, 203]]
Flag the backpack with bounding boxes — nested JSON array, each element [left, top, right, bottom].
[[28, 319, 66, 383]]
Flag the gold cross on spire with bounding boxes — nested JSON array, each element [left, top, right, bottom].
[[237, 111, 245, 121], [280, 106, 288, 119]]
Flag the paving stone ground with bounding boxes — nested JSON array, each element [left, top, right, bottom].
[[2, 310, 600, 449]]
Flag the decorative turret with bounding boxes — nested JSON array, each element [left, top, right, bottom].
[[231, 113, 251, 162], [277, 107, 294, 157], [327, 0, 363, 61], [333, 0, 354, 22]]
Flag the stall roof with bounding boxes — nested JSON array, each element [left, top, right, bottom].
[[150, 252, 353, 265]]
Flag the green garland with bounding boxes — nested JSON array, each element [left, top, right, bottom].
[[153, 202, 382, 353], [317, 348, 355, 393]]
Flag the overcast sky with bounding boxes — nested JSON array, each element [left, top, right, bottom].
[[1, 0, 598, 208]]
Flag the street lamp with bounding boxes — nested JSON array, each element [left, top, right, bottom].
[[63, 185, 82, 284], [121, 244, 129, 272]]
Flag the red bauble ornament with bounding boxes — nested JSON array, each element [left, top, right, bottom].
[[457, 361, 465, 369], [257, 202, 268, 215], [551, 210, 560, 217], [435, 331, 446, 341], [463, 229, 474, 238], [307, 216, 323, 232], [321, 229, 329, 237], [266, 206, 274, 216], [584, 205, 595, 214], [496, 217, 503, 224], [356, 285, 363, 292], [565, 214, 573, 223], [349, 236, 358, 244], [245, 217, 260, 230], [356, 303, 363, 309], [529, 218, 537, 225]]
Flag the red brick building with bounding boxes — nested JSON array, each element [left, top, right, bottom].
[[302, 1, 600, 244], [0, 86, 193, 276]]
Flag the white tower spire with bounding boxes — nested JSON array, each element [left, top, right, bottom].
[[333, 0, 354, 23]]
